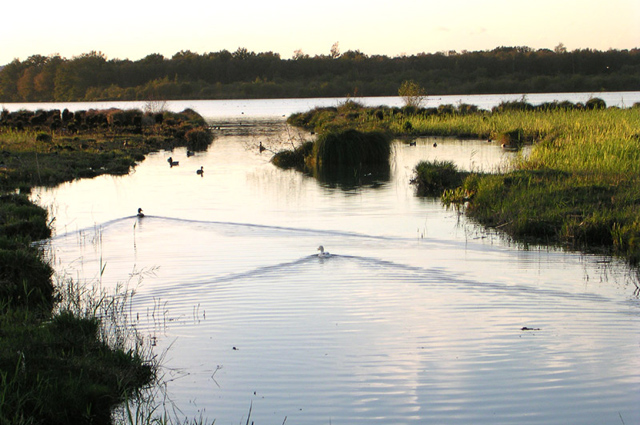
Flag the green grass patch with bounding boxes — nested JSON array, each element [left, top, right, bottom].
[[0, 311, 153, 425], [412, 160, 468, 197]]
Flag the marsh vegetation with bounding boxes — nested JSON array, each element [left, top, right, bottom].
[[286, 98, 640, 265], [0, 107, 214, 424]]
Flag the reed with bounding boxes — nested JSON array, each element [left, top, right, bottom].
[[438, 108, 640, 262], [271, 141, 314, 170], [313, 129, 391, 167], [412, 160, 468, 196]]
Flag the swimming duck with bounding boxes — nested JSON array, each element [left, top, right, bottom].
[[187, 150, 195, 157], [167, 157, 179, 166], [137, 208, 144, 217], [197, 166, 204, 175], [259, 142, 266, 152], [317, 245, 331, 258], [409, 140, 416, 146]]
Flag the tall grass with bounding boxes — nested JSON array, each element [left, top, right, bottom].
[[0, 263, 156, 425], [314, 129, 391, 167], [412, 160, 468, 196], [450, 108, 640, 263]]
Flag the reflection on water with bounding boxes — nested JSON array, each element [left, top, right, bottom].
[[34, 121, 640, 425], [313, 163, 391, 191]]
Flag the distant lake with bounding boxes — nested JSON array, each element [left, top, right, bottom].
[[23, 94, 640, 425], [4, 91, 640, 121]]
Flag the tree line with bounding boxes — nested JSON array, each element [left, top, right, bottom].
[[1, 45, 638, 102]]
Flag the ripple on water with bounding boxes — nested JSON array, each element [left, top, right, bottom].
[[42, 137, 640, 425]]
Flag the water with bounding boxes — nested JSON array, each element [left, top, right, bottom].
[[4, 91, 640, 120], [28, 95, 640, 425]]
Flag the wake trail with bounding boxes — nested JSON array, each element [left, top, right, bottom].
[[43, 214, 502, 254], [131, 251, 614, 308]]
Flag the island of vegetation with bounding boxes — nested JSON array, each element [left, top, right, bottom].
[[282, 86, 640, 266], [0, 106, 214, 424], [0, 45, 638, 102]]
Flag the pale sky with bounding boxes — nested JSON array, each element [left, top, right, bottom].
[[2, 0, 638, 65]]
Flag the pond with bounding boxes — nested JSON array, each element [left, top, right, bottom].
[[28, 96, 640, 425]]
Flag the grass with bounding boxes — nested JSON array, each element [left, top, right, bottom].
[[313, 129, 391, 168], [0, 108, 214, 191], [271, 128, 392, 177], [0, 107, 214, 424], [287, 99, 640, 265], [411, 160, 469, 197]]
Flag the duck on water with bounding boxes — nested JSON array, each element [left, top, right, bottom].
[[317, 245, 331, 258]]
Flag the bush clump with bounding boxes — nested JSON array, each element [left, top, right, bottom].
[[314, 129, 391, 168], [271, 141, 314, 170], [185, 128, 214, 151], [585, 97, 607, 110]]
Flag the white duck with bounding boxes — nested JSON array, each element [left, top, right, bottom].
[[317, 245, 331, 258]]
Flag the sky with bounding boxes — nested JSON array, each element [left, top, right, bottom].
[[2, 0, 639, 65]]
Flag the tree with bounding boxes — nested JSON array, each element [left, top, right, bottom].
[[554, 43, 568, 54], [330, 42, 340, 59], [398, 80, 427, 108], [292, 49, 309, 60]]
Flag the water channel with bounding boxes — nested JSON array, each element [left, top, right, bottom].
[[17, 93, 640, 424]]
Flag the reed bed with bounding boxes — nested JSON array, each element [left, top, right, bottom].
[[437, 108, 640, 263]]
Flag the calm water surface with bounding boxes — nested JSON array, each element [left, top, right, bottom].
[[5, 91, 640, 119], [30, 97, 640, 425]]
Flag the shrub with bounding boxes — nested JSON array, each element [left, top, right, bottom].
[[398, 80, 427, 108], [585, 97, 607, 110], [185, 128, 214, 151]]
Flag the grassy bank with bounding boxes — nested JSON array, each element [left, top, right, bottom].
[[288, 100, 640, 265], [0, 108, 214, 424]]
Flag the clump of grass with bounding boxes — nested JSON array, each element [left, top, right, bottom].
[[271, 141, 314, 170], [412, 160, 468, 196], [271, 129, 391, 175], [185, 128, 214, 151], [313, 129, 391, 168], [0, 194, 54, 311], [0, 311, 153, 425]]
